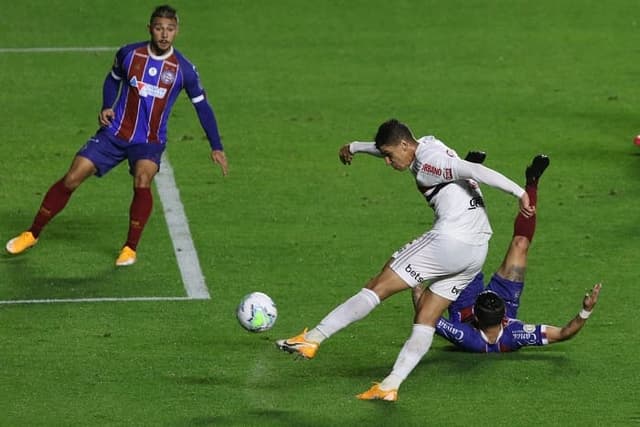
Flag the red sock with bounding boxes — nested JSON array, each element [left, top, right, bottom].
[[513, 184, 538, 241], [29, 178, 75, 238], [125, 187, 153, 251]]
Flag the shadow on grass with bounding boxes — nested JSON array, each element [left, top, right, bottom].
[[1, 212, 123, 258], [188, 407, 408, 427], [315, 344, 572, 381], [0, 250, 133, 301]]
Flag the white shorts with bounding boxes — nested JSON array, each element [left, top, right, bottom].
[[389, 231, 488, 301]]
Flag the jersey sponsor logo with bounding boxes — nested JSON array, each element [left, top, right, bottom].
[[404, 264, 425, 283], [421, 163, 442, 176], [512, 332, 538, 343], [523, 324, 536, 333], [160, 69, 176, 84], [129, 76, 167, 99], [437, 320, 464, 341], [443, 168, 452, 180], [468, 196, 485, 210]]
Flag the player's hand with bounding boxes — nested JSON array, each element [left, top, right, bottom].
[[98, 108, 115, 127], [211, 150, 228, 177], [339, 144, 354, 165], [518, 191, 535, 218], [582, 283, 602, 312]]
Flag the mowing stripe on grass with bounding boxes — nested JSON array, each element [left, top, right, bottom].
[[0, 46, 119, 53], [155, 152, 211, 300]]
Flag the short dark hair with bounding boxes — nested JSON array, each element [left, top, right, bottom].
[[374, 119, 415, 150], [474, 291, 506, 328], [150, 5, 178, 24]]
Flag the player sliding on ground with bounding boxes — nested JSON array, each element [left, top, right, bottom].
[[276, 119, 534, 401], [429, 155, 601, 352]]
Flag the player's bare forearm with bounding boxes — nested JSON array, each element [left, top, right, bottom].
[[546, 283, 601, 343]]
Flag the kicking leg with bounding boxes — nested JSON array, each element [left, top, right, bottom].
[[276, 264, 409, 359]]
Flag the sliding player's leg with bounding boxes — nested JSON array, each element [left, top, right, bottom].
[[487, 154, 549, 318]]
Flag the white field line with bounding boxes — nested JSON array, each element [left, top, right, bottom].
[[0, 45, 211, 304], [0, 46, 118, 53], [155, 153, 211, 300]]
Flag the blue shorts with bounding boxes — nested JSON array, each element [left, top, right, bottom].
[[77, 128, 165, 177], [485, 273, 523, 319], [447, 272, 524, 322]]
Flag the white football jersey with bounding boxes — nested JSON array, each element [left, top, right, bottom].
[[411, 136, 492, 245], [348, 136, 524, 245]]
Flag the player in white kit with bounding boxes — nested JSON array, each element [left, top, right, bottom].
[[276, 119, 534, 401]]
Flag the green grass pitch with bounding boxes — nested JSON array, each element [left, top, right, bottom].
[[1, 1, 639, 425]]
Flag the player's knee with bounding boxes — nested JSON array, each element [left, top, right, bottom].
[[134, 174, 154, 188], [365, 278, 396, 301], [511, 236, 530, 254], [62, 172, 87, 190], [365, 280, 388, 300]]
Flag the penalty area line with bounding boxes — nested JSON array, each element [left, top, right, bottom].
[[155, 153, 211, 300], [0, 296, 201, 305]]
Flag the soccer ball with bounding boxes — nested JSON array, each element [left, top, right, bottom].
[[236, 292, 278, 332]]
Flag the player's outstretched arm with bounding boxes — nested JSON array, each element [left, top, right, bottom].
[[455, 160, 534, 217], [545, 283, 602, 343], [339, 142, 383, 165]]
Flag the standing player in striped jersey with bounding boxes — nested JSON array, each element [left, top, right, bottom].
[[5, 5, 228, 266], [276, 119, 533, 401]]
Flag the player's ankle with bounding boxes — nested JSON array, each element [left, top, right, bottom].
[[306, 328, 327, 344]]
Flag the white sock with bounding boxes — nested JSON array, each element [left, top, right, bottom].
[[306, 288, 380, 343], [379, 324, 434, 390]]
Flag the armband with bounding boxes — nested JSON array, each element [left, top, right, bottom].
[[578, 309, 591, 320]]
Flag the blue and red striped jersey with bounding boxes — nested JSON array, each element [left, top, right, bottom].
[[105, 42, 219, 147]]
